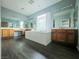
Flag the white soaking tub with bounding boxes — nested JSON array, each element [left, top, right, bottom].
[[25, 31, 51, 46]]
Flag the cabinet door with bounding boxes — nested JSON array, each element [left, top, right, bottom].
[[9, 29, 14, 37], [56, 30, 66, 42], [2, 29, 10, 37], [66, 31, 75, 44], [52, 33, 57, 41], [57, 32, 66, 42], [51, 30, 57, 41], [0, 30, 1, 36]]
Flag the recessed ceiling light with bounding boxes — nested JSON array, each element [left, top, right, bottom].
[[21, 8, 24, 10], [28, 0, 34, 4]]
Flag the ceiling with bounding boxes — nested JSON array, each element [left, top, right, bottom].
[[1, 0, 62, 16]]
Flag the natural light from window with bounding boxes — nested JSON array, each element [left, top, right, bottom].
[[37, 13, 47, 32], [20, 21, 24, 28]]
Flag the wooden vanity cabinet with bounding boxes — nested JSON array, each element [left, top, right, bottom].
[[56, 30, 66, 42], [9, 29, 14, 37], [0, 30, 2, 36], [66, 30, 78, 46], [51, 29, 66, 42], [51, 29, 78, 46], [2, 29, 10, 38], [2, 29, 14, 39]]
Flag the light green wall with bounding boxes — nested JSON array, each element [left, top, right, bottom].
[[27, 0, 75, 29], [24, 18, 36, 28], [1, 17, 20, 28]]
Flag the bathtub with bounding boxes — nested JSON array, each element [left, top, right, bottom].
[[25, 31, 51, 46]]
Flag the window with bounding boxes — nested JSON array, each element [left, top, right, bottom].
[[20, 21, 24, 28], [36, 14, 47, 31]]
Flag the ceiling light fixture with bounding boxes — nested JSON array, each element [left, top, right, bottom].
[[21, 8, 24, 10], [28, 0, 34, 4]]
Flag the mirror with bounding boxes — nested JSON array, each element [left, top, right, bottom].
[[53, 9, 74, 29]]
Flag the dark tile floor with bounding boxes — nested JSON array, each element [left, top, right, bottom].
[[1, 37, 79, 59]]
